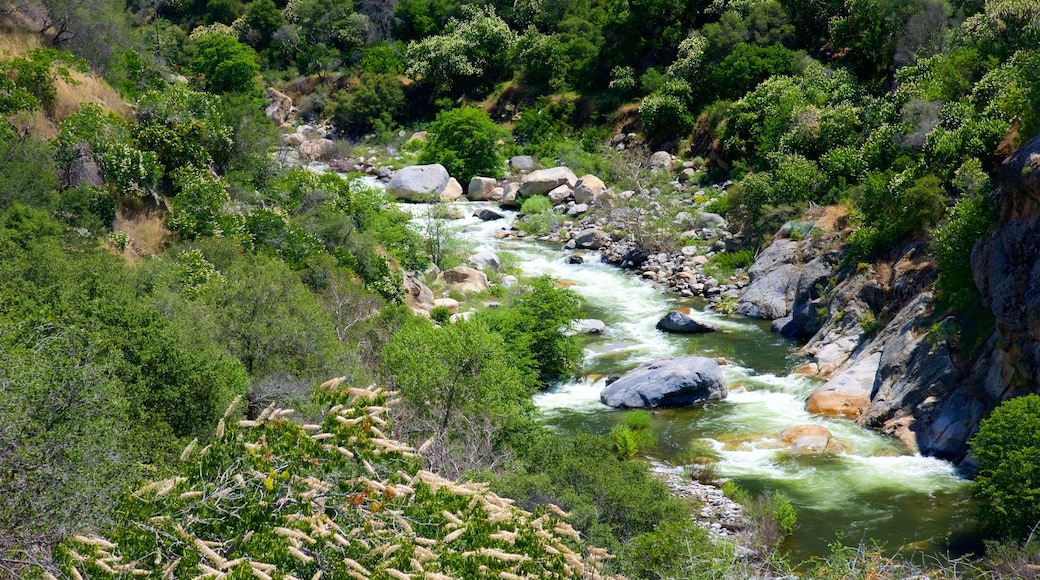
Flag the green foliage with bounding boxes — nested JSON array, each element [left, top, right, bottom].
[[934, 186, 995, 312], [618, 519, 734, 579], [405, 6, 516, 93], [519, 194, 553, 215], [419, 107, 506, 185], [57, 385, 608, 579], [133, 84, 235, 176], [709, 43, 796, 102], [166, 169, 232, 239], [704, 248, 755, 279], [610, 411, 658, 459], [205, 252, 342, 378], [492, 432, 689, 552], [478, 275, 584, 385], [847, 172, 946, 262], [330, 73, 406, 135], [0, 322, 135, 568], [430, 304, 452, 324], [56, 103, 162, 196], [0, 48, 85, 114], [382, 316, 534, 433], [971, 394, 1040, 540], [0, 133, 58, 211], [191, 33, 261, 94], [640, 92, 694, 142]]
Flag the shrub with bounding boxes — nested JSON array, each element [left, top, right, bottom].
[[610, 411, 658, 459], [640, 92, 693, 141], [520, 195, 553, 215], [329, 73, 406, 136], [430, 304, 452, 324], [190, 33, 260, 94], [419, 107, 506, 185], [934, 189, 995, 312], [970, 394, 1040, 540]]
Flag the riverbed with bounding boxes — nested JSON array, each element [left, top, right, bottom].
[[404, 199, 976, 562]]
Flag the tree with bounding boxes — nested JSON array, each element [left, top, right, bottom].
[[330, 73, 406, 135], [190, 33, 260, 94], [382, 317, 532, 432], [405, 6, 516, 93], [971, 394, 1040, 540], [418, 107, 505, 185], [479, 275, 584, 385]]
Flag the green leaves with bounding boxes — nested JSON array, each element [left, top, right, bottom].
[[419, 106, 506, 185], [190, 33, 261, 94], [971, 394, 1040, 540]]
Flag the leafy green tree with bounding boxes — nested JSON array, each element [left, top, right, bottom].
[[971, 394, 1040, 540], [241, 0, 284, 49], [190, 33, 261, 94], [419, 106, 506, 185], [0, 323, 133, 574], [405, 6, 516, 93], [330, 73, 406, 135], [0, 48, 85, 115], [479, 275, 584, 385], [206, 254, 342, 378], [382, 317, 534, 433], [709, 43, 796, 102]]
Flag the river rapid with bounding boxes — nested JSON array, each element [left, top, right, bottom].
[[403, 199, 976, 562]]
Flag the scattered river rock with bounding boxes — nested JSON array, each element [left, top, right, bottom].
[[656, 308, 719, 333]]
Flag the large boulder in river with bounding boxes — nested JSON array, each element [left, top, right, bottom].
[[519, 166, 578, 198], [440, 177, 463, 202], [438, 266, 490, 293], [468, 176, 497, 201], [388, 164, 450, 201], [570, 228, 613, 250], [777, 424, 847, 455], [656, 308, 718, 333], [600, 356, 726, 408], [805, 352, 878, 419]]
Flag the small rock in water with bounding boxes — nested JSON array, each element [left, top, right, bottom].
[[567, 255, 584, 264]]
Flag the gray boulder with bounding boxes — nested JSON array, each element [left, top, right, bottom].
[[265, 87, 294, 124], [477, 208, 505, 221], [438, 266, 490, 293], [656, 308, 719, 333], [571, 228, 613, 250], [574, 174, 606, 204], [388, 164, 450, 201], [737, 266, 800, 319], [519, 166, 578, 198], [600, 356, 727, 408], [649, 151, 673, 170], [469, 251, 500, 271], [509, 155, 536, 171], [299, 138, 337, 162], [440, 177, 463, 202], [787, 251, 842, 337], [468, 176, 497, 201], [571, 319, 607, 334]]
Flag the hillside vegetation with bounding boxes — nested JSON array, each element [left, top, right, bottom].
[[1, 0, 1039, 576]]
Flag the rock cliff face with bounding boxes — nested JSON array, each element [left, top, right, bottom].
[[746, 135, 1040, 467], [969, 134, 1040, 411]]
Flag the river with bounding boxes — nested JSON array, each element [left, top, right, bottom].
[[402, 198, 976, 562]]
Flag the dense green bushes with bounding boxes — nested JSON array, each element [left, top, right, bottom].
[[418, 106, 506, 184], [970, 395, 1040, 541]]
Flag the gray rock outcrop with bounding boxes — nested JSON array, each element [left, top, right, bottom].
[[737, 238, 800, 320], [265, 87, 294, 125], [574, 174, 606, 204], [519, 167, 578, 198], [388, 164, 451, 201], [600, 356, 727, 408]]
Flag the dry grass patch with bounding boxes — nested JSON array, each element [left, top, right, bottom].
[[0, 25, 43, 56], [114, 206, 173, 258]]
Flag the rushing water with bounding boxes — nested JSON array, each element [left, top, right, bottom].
[[403, 199, 976, 561]]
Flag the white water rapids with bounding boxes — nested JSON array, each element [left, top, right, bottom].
[[401, 198, 975, 559]]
